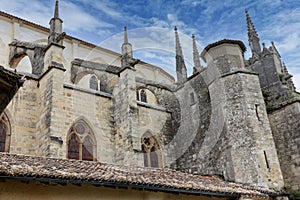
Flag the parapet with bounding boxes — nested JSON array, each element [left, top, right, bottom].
[[201, 39, 246, 72]]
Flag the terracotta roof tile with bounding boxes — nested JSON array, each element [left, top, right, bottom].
[[0, 153, 281, 197]]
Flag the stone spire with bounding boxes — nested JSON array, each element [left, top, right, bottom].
[[174, 26, 187, 84], [54, 0, 59, 18], [122, 26, 133, 58], [48, 0, 65, 45], [245, 9, 261, 59], [121, 26, 139, 68], [192, 34, 202, 73]]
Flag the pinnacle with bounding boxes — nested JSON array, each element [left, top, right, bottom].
[[124, 26, 128, 44], [54, 0, 59, 19]]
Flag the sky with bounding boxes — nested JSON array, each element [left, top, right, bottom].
[[1, 0, 300, 89]]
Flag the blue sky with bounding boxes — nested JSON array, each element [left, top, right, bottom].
[[1, 0, 300, 89]]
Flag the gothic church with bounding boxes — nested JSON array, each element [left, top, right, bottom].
[[0, 1, 299, 199]]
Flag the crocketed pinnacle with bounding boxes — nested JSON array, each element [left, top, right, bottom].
[[245, 9, 258, 38]]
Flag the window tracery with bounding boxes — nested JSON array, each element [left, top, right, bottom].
[[141, 135, 162, 168], [67, 120, 96, 161]]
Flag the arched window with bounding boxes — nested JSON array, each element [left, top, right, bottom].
[[0, 113, 10, 152], [140, 89, 147, 103], [67, 120, 96, 161], [141, 135, 162, 168], [136, 88, 158, 104], [90, 76, 98, 90]]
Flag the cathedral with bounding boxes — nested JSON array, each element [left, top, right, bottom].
[[0, 1, 299, 199]]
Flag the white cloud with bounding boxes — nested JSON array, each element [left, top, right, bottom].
[[61, 1, 114, 32]]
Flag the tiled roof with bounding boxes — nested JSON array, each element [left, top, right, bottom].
[[0, 153, 281, 197]]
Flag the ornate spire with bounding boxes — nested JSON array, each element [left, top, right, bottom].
[[245, 9, 258, 38], [245, 9, 261, 59], [192, 34, 202, 73], [54, 0, 59, 18], [174, 26, 187, 83], [122, 26, 133, 58], [121, 26, 138, 68]]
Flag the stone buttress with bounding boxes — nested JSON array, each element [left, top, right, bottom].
[[201, 40, 284, 188]]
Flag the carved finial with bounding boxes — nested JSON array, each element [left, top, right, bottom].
[[54, 0, 59, 18], [192, 34, 202, 73], [174, 27, 187, 83], [245, 9, 258, 38]]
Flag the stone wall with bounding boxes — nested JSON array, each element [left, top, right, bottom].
[[7, 79, 39, 155], [269, 102, 300, 190]]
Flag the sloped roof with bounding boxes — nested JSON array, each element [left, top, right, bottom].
[[202, 39, 247, 55], [0, 66, 24, 114], [0, 153, 281, 197]]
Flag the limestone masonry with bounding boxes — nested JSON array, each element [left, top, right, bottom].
[[0, 1, 299, 198]]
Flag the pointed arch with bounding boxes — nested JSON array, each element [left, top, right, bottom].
[[0, 112, 11, 152], [16, 55, 32, 73], [10, 53, 33, 74], [67, 118, 96, 161], [141, 132, 163, 168]]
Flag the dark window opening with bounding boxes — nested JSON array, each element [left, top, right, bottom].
[[136, 90, 140, 101], [264, 150, 270, 170], [90, 76, 98, 90], [255, 104, 261, 121], [82, 136, 93, 161], [190, 93, 195, 104], [0, 122, 6, 152], [150, 147, 159, 168], [140, 89, 147, 103], [68, 134, 79, 160]]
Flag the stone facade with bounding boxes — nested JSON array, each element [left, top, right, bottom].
[[0, 3, 300, 195]]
